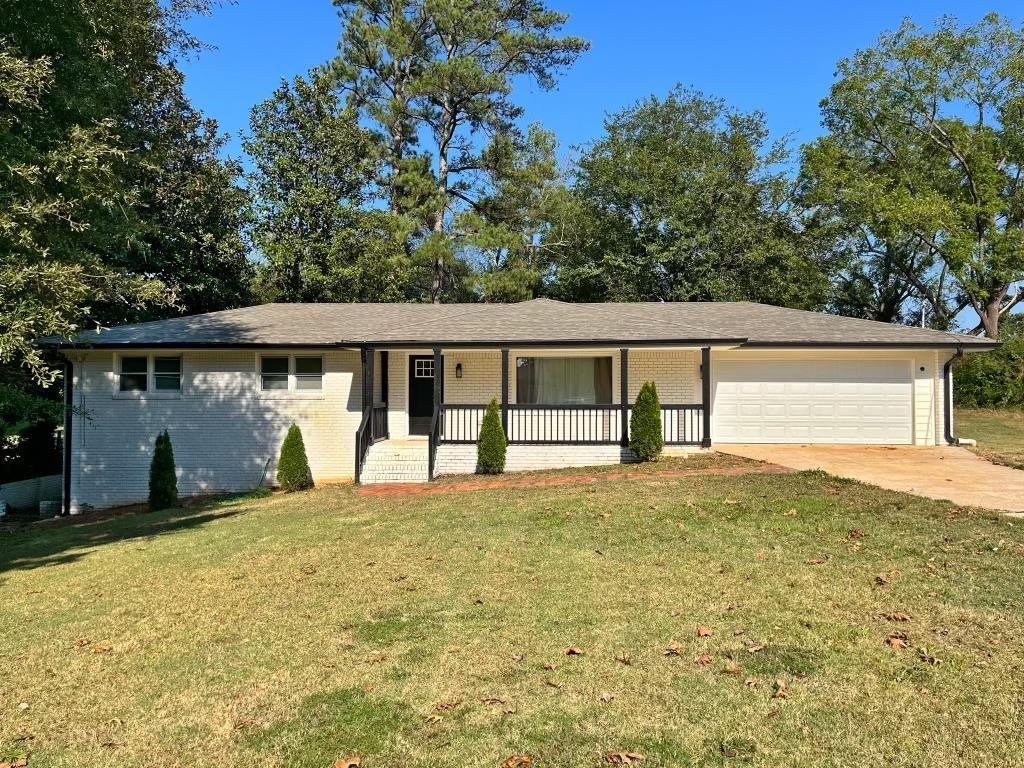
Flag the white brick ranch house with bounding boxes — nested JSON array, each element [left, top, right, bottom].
[[46, 298, 995, 512]]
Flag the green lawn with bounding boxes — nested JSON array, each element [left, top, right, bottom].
[[2, 455, 1023, 767], [957, 407, 1024, 469]]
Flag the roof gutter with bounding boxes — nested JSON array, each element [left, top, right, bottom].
[[943, 344, 964, 445]]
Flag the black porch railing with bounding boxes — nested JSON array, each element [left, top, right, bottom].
[[355, 402, 389, 483], [437, 403, 705, 446]]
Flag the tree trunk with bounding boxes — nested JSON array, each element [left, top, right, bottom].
[[977, 295, 1002, 340], [429, 102, 452, 304]]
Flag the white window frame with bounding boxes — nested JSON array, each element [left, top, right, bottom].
[[413, 358, 435, 378], [256, 353, 325, 398], [112, 353, 183, 399]]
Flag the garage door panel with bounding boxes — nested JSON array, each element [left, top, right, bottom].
[[714, 358, 913, 445]]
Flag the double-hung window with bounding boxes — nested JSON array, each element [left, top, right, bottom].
[[260, 355, 323, 393], [117, 355, 182, 395], [260, 356, 289, 391], [118, 356, 149, 392], [295, 356, 324, 391], [515, 356, 613, 404]]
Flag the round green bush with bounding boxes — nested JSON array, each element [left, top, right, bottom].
[[277, 423, 312, 491], [630, 381, 664, 461], [148, 430, 178, 511], [476, 398, 507, 474]]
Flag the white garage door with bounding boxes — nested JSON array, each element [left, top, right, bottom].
[[713, 358, 913, 444]]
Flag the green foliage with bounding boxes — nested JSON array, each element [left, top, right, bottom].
[[245, 70, 409, 303], [149, 430, 178, 511], [277, 424, 312, 491], [803, 13, 1024, 338], [955, 315, 1024, 408], [3, 0, 250, 464], [548, 86, 829, 308], [476, 398, 507, 475], [630, 381, 664, 462], [332, 1, 588, 301]]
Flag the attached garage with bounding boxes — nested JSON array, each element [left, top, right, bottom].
[[712, 357, 914, 444]]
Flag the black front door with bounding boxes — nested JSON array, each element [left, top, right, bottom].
[[408, 355, 440, 435]]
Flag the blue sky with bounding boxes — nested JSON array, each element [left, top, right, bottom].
[[180, 0, 1018, 163]]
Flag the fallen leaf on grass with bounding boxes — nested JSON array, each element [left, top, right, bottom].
[[614, 652, 632, 666], [73, 638, 90, 648], [723, 499, 738, 505], [511, 653, 525, 663], [333, 758, 360, 768], [746, 645, 765, 654], [664, 640, 682, 656], [600, 691, 617, 703], [886, 632, 910, 650], [695, 654, 714, 666], [806, 556, 829, 565], [423, 714, 443, 724], [480, 696, 507, 705], [733, 628, 745, 636], [543, 662, 558, 671], [564, 646, 584, 656], [501, 756, 532, 768], [696, 625, 713, 637], [91, 644, 113, 654], [606, 751, 645, 765], [771, 678, 788, 699], [783, 509, 797, 517], [849, 529, 865, 539], [723, 661, 743, 675], [885, 612, 911, 622], [300, 564, 317, 575], [744, 678, 761, 688], [435, 699, 461, 711], [918, 648, 942, 666]]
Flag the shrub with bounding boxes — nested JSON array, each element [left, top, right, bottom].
[[476, 398, 507, 474], [277, 423, 312, 491], [630, 381, 664, 461], [954, 314, 1024, 408], [148, 430, 178, 510]]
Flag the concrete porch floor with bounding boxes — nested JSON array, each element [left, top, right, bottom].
[[716, 444, 1024, 514]]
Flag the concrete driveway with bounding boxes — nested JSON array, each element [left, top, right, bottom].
[[716, 444, 1024, 514]]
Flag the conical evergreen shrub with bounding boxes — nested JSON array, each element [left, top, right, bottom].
[[149, 430, 178, 510], [277, 423, 312, 491], [630, 381, 664, 461], [476, 398, 507, 474]]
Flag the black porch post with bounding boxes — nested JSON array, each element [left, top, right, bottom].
[[62, 359, 73, 517], [701, 346, 712, 448], [432, 347, 442, 411], [620, 348, 629, 447], [500, 348, 509, 435], [363, 347, 375, 439], [379, 351, 389, 438]]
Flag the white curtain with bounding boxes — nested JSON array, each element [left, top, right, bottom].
[[518, 357, 612, 404]]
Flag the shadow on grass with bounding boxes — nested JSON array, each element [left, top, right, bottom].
[[0, 491, 265, 577]]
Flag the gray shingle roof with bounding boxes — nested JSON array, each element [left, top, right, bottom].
[[45, 298, 996, 349]]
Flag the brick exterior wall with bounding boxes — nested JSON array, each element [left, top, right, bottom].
[[69, 349, 361, 511]]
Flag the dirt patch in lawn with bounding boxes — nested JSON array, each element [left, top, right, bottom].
[[356, 458, 794, 497]]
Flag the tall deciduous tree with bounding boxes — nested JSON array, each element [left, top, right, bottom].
[[805, 13, 1024, 338], [548, 87, 830, 307], [244, 70, 410, 303], [2, 0, 251, 472], [331, 0, 588, 302]]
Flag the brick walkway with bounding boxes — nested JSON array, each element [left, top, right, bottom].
[[354, 462, 794, 497]]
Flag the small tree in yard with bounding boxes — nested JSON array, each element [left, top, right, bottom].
[[149, 430, 178, 511], [277, 424, 312, 491], [630, 381, 664, 461], [477, 398, 507, 474]]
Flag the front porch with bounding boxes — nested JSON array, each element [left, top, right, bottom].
[[355, 346, 713, 483]]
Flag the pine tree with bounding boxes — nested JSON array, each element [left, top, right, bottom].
[[630, 381, 664, 461], [149, 430, 178, 510], [476, 398, 507, 474], [277, 423, 312, 491]]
